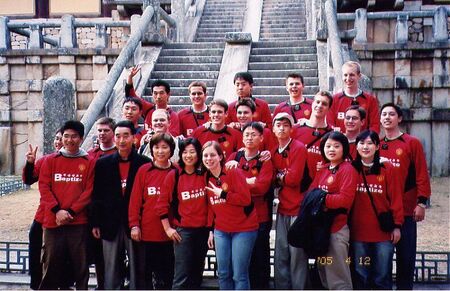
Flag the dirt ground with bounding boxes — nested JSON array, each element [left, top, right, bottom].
[[0, 177, 449, 251]]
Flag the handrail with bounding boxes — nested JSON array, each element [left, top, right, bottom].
[[324, 0, 344, 90], [7, 19, 131, 29], [9, 28, 58, 47], [80, 5, 155, 142], [337, 7, 449, 21], [159, 6, 177, 28]]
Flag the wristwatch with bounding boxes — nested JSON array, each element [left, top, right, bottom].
[[417, 203, 426, 209]]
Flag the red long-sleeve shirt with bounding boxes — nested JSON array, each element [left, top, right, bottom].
[[379, 133, 431, 216], [129, 163, 175, 242], [206, 168, 259, 232], [227, 97, 273, 128], [271, 139, 307, 216], [178, 107, 209, 137], [292, 124, 331, 180], [156, 169, 209, 228], [87, 146, 117, 161], [327, 91, 380, 133], [350, 162, 404, 242], [39, 152, 94, 228], [273, 98, 313, 124], [227, 151, 274, 223], [22, 156, 46, 223], [310, 161, 357, 233], [192, 125, 244, 159]]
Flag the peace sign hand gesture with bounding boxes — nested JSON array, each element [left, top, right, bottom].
[[26, 144, 38, 164], [205, 181, 223, 197]]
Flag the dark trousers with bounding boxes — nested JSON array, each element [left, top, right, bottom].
[[249, 221, 271, 289], [88, 233, 105, 289], [395, 216, 417, 290], [29, 220, 43, 290], [39, 225, 89, 290], [137, 241, 174, 290], [172, 227, 209, 289]]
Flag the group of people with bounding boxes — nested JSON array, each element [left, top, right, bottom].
[[23, 60, 431, 290]]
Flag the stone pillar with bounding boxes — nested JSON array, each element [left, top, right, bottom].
[[43, 77, 75, 153], [171, 0, 186, 42], [0, 127, 12, 174], [433, 6, 448, 43], [0, 56, 11, 174], [394, 50, 412, 108], [95, 24, 107, 49], [28, 24, 43, 49], [0, 16, 11, 50], [60, 14, 77, 48], [395, 14, 408, 44], [354, 8, 367, 43]]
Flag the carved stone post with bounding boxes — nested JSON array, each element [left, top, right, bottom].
[[60, 14, 77, 48], [95, 24, 108, 48], [433, 6, 448, 43], [0, 17, 11, 50], [395, 14, 408, 44], [354, 8, 367, 43], [28, 24, 43, 49]]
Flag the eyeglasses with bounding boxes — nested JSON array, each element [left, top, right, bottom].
[[243, 133, 261, 139], [344, 116, 360, 121]]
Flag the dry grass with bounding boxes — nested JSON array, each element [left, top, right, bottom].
[[0, 178, 449, 251]]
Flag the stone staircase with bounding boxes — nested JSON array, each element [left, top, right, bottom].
[[143, 42, 225, 110], [194, 0, 246, 42], [259, 0, 307, 41]]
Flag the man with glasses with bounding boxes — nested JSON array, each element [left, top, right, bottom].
[[343, 105, 366, 160], [327, 61, 379, 133]]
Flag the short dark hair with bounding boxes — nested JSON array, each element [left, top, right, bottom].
[[209, 99, 228, 113], [151, 80, 171, 94], [320, 131, 350, 163], [381, 102, 403, 118], [55, 127, 63, 135], [234, 72, 254, 85], [96, 117, 116, 129], [242, 121, 264, 135], [345, 105, 366, 120], [315, 90, 333, 108], [150, 133, 175, 158], [123, 97, 143, 111], [178, 138, 203, 170], [114, 120, 136, 135], [188, 81, 207, 94], [286, 73, 304, 85], [61, 120, 84, 138], [236, 98, 256, 113], [202, 141, 225, 168], [352, 130, 382, 174]]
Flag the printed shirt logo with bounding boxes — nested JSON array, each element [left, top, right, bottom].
[[54, 173, 83, 182], [251, 168, 258, 176], [357, 183, 384, 195], [186, 128, 194, 136], [223, 141, 230, 148], [327, 176, 334, 185], [121, 179, 127, 190], [304, 109, 310, 116], [181, 188, 205, 201], [147, 186, 161, 196], [78, 164, 86, 172], [308, 145, 321, 155], [377, 175, 385, 182], [337, 112, 345, 120], [396, 148, 403, 156], [221, 182, 229, 192], [383, 157, 401, 168]]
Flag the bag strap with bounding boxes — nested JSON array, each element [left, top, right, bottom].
[[306, 127, 332, 149], [361, 170, 379, 217]]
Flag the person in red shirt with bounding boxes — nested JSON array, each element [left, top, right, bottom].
[[225, 122, 274, 289], [22, 128, 63, 290], [122, 97, 147, 149], [273, 73, 312, 124], [292, 91, 333, 182], [327, 61, 380, 133], [192, 99, 243, 159], [227, 72, 272, 128], [156, 138, 209, 289], [350, 130, 404, 289], [88, 117, 117, 161], [129, 133, 177, 289], [203, 141, 258, 290], [38, 120, 94, 290], [178, 81, 210, 137], [271, 112, 309, 289], [229, 98, 276, 151], [309, 131, 358, 290], [343, 105, 366, 160], [126, 66, 180, 136], [379, 103, 431, 290]]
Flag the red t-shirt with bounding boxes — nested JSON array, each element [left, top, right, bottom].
[[178, 107, 209, 137], [273, 98, 313, 124]]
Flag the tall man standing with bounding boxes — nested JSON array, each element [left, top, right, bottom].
[[177, 81, 210, 137], [91, 120, 150, 289]]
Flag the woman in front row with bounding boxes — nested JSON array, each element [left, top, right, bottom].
[[202, 141, 259, 290], [309, 131, 358, 289], [350, 130, 403, 289]]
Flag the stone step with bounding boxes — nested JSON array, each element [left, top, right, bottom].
[[164, 42, 224, 49], [153, 63, 221, 71], [252, 86, 320, 95], [249, 54, 316, 62], [260, 20, 307, 26], [199, 19, 242, 24], [253, 77, 319, 86], [148, 78, 218, 87], [251, 47, 316, 55], [248, 61, 317, 70], [197, 23, 239, 28], [151, 71, 220, 79], [252, 40, 316, 47], [260, 33, 307, 39], [260, 23, 307, 29], [253, 95, 316, 104], [144, 87, 215, 97], [196, 32, 238, 37], [198, 27, 241, 32], [159, 48, 224, 56], [249, 69, 318, 78], [157, 55, 223, 63], [195, 37, 226, 42], [259, 36, 307, 41]]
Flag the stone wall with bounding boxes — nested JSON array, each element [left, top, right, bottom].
[[0, 50, 121, 174]]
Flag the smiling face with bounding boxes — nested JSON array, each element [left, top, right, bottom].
[[243, 126, 263, 150], [114, 126, 134, 155], [380, 106, 401, 130], [122, 101, 141, 125], [152, 140, 171, 164], [236, 104, 253, 126], [357, 136, 378, 162], [152, 85, 170, 108], [62, 129, 82, 154], [342, 64, 361, 93], [324, 138, 344, 164], [202, 145, 222, 172], [189, 86, 207, 107], [53, 132, 63, 151], [344, 109, 364, 133], [312, 94, 330, 118], [151, 110, 170, 133], [181, 144, 198, 169], [209, 104, 227, 127], [286, 77, 304, 99], [235, 78, 253, 98]]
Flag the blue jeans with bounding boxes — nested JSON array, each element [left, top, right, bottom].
[[214, 229, 257, 290], [396, 216, 417, 290], [353, 241, 394, 289]]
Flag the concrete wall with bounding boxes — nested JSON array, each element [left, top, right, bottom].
[[0, 49, 121, 174]]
